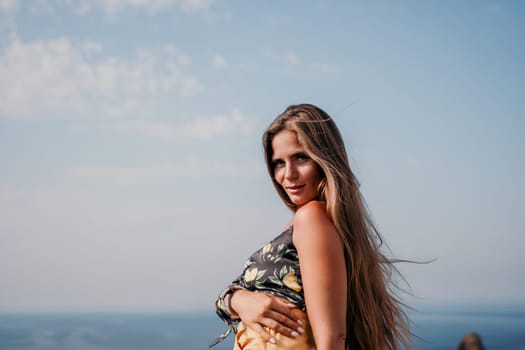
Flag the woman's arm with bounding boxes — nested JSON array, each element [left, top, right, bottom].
[[229, 289, 304, 343], [293, 201, 347, 350]]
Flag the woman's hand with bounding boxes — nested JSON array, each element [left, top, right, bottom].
[[230, 289, 304, 343]]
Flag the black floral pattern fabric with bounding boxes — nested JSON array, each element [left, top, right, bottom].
[[210, 226, 305, 347]]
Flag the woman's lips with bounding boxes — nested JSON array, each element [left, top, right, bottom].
[[286, 185, 305, 194]]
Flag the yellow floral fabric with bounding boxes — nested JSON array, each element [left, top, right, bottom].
[[211, 226, 305, 347]]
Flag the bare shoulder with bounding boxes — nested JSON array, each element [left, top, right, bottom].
[[294, 200, 330, 225], [293, 201, 339, 246]]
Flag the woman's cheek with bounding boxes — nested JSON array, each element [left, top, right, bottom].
[[274, 168, 284, 184]]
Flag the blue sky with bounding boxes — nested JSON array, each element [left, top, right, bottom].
[[0, 0, 523, 312]]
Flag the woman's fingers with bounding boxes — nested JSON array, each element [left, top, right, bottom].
[[249, 322, 276, 344], [263, 311, 304, 338], [251, 315, 303, 343], [266, 295, 302, 326], [272, 294, 297, 310], [261, 296, 305, 337]]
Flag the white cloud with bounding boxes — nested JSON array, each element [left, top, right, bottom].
[[212, 53, 226, 68], [97, 0, 173, 15], [178, 0, 213, 12], [105, 109, 256, 140], [0, 0, 214, 17], [72, 0, 214, 17], [0, 0, 18, 12], [78, 41, 103, 54], [0, 35, 202, 119], [0, 0, 18, 33], [179, 109, 254, 139]]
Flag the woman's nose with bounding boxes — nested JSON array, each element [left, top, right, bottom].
[[285, 164, 298, 180]]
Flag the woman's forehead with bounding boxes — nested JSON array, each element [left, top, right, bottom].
[[271, 130, 305, 152]]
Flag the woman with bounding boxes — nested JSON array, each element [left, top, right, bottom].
[[210, 104, 411, 350]]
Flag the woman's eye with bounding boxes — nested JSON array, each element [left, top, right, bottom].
[[296, 153, 309, 161], [272, 160, 285, 168]]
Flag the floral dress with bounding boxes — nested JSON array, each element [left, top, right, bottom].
[[210, 226, 305, 347]]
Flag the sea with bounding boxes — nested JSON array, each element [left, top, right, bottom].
[[0, 305, 524, 350]]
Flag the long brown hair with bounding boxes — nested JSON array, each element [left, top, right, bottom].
[[263, 104, 411, 350]]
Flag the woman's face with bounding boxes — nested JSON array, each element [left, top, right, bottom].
[[271, 129, 323, 208]]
